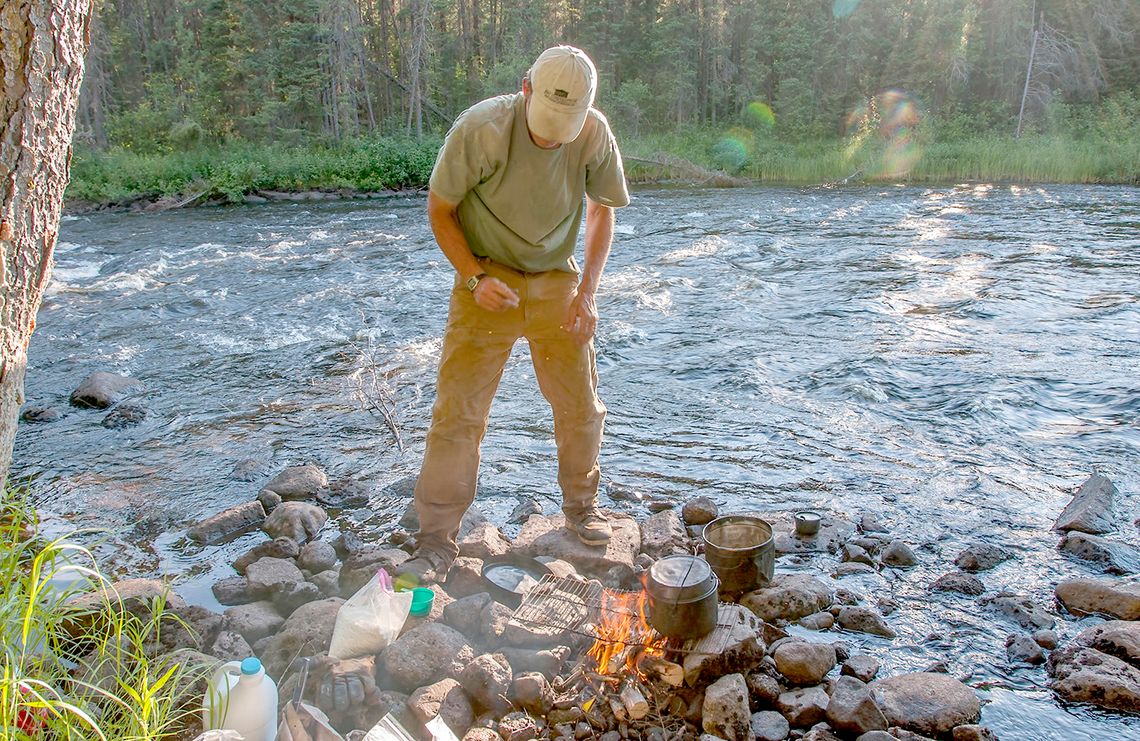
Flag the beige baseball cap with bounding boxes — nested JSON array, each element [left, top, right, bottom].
[[526, 46, 597, 143]]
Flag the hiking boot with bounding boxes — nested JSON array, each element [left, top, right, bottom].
[[565, 508, 612, 547], [395, 549, 452, 588]]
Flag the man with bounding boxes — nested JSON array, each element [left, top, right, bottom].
[[401, 45, 629, 585]]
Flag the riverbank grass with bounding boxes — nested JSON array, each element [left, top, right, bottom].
[[1, 491, 202, 739]]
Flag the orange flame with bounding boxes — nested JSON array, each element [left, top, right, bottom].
[[586, 583, 667, 678]]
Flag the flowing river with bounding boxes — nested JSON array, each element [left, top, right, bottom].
[[15, 184, 1140, 739]]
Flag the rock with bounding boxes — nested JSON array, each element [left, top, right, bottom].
[[773, 641, 836, 685], [1073, 620, 1140, 666], [499, 711, 540, 741], [702, 673, 751, 741], [222, 600, 283, 645], [309, 568, 340, 598], [1055, 578, 1140, 620], [799, 611, 835, 631], [245, 556, 305, 598], [826, 675, 888, 735], [683, 604, 766, 686], [751, 709, 789, 741], [867, 673, 980, 737], [458, 522, 512, 561], [272, 581, 321, 617], [952, 725, 999, 741], [740, 574, 833, 622], [979, 593, 1054, 629], [443, 592, 494, 641], [63, 578, 186, 629], [258, 489, 282, 515], [1005, 634, 1046, 665], [408, 678, 474, 737], [842, 654, 880, 683], [859, 514, 889, 533], [836, 606, 895, 638], [499, 646, 568, 681], [444, 556, 487, 599], [231, 458, 266, 481], [1049, 644, 1140, 712], [854, 733, 895, 741], [479, 599, 516, 647], [258, 597, 342, 678], [801, 730, 843, 741], [747, 672, 781, 706], [261, 464, 329, 501], [21, 405, 63, 423], [298, 540, 338, 573], [101, 403, 147, 428], [262, 501, 327, 544], [880, 541, 917, 568], [70, 371, 143, 408], [187, 501, 267, 545], [339, 545, 411, 595], [382, 622, 475, 693], [930, 571, 985, 596], [212, 576, 254, 606], [1033, 629, 1059, 650], [508, 497, 542, 524], [398, 496, 488, 541], [459, 653, 512, 716], [509, 672, 552, 716], [776, 514, 855, 556], [953, 544, 1011, 572], [209, 630, 253, 661], [775, 685, 829, 728], [842, 543, 876, 567], [683, 496, 719, 526], [640, 509, 689, 559], [1059, 532, 1140, 575], [833, 562, 876, 577], [461, 730, 501, 741], [233, 537, 301, 573], [1053, 473, 1116, 534], [513, 512, 639, 582]]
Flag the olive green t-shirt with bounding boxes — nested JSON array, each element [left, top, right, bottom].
[[429, 92, 630, 274]]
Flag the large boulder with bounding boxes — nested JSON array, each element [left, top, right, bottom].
[[775, 685, 829, 727], [1073, 620, 1140, 666], [69, 371, 143, 408], [222, 601, 283, 645], [459, 653, 512, 716], [1049, 644, 1140, 712], [513, 512, 639, 582], [382, 623, 475, 693], [682, 604, 766, 686], [867, 673, 980, 737], [339, 545, 411, 595], [245, 557, 305, 599], [640, 509, 689, 560], [702, 673, 751, 741], [262, 501, 327, 544], [1059, 532, 1140, 575], [259, 598, 342, 678], [1055, 578, 1140, 620], [457, 522, 512, 561], [260, 464, 329, 501], [826, 675, 888, 736], [739, 574, 832, 622], [772, 640, 836, 685], [407, 678, 474, 738], [1052, 473, 1116, 534]]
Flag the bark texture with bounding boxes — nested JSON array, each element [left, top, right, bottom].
[[0, 0, 93, 488]]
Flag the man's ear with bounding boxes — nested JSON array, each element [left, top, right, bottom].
[[522, 74, 531, 96]]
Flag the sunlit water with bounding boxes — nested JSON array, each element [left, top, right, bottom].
[[16, 184, 1140, 738]]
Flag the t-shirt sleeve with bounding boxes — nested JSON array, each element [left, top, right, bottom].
[[428, 115, 490, 204], [585, 116, 631, 208]]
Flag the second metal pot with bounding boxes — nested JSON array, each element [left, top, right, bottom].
[[702, 515, 775, 593], [645, 555, 719, 640]]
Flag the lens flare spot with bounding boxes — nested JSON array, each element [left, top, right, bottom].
[[712, 133, 749, 172], [845, 89, 924, 178], [744, 101, 775, 130], [833, 0, 862, 19]]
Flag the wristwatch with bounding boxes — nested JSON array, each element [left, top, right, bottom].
[[465, 272, 487, 292]]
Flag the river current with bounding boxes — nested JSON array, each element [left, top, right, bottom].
[[15, 184, 1140, 738]]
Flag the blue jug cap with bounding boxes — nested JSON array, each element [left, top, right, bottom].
[[240, 657, 262, 675]]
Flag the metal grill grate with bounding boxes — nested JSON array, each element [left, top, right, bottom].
[[509, 574, 747, 655]]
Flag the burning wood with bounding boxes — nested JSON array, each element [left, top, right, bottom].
[[619, 682, 650, 720]]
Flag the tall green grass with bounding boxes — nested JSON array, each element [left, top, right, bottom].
[[0, 491, 205, 740]]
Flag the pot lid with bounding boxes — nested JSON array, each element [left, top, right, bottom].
[[649, 556, 711, 589]]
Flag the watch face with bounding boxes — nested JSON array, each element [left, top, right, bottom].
[[466, 275, 480, 291]]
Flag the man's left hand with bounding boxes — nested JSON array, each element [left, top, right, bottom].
[[564, 288, 598, 344]]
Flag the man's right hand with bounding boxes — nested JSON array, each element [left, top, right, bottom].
[[473, 276, 520, 312]]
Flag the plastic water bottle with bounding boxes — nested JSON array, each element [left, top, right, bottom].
[[201, 657, 278, 741]]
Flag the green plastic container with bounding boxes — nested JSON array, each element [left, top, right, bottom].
[[409, 587, 434, 616]]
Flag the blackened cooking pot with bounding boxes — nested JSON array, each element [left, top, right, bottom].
[[645, 555, 719, 640], [702, 515, 775, 593]]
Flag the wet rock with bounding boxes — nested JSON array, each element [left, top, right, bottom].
[[1055, 578, 1140, 620], [1049, 644, 1140, 712], [703, 673, 751, 741], [1005, 634, 1046, 665], [842, 653, 881, 683], [867, 673, 980, 737], [880, 541, 917, 568], [775, 515, 854, 556], [222, 600, 283, 645], [21, 405, 63, 423], [683, 604, 766, 686], [63, 578, 185, 630], [260, 463, 329, 501], [842, 543, 876, 567], [382, 622, 475, 693], [740, 574, 833, 622], [409, 678, 474, 737], [1059, 532, 1140, 575], [953, 543, 1012, 572], [836, 606, 896, 638], [509, 672, 552, 716], [923, 661, 950, 674], [459, 653, 512, 716], [272, 581, 321, 617], [1073, 620, 1140, 666], [849, 536, 887, 555], [508, 497, 542, 524], [257, 489, 282, 515], [231, 458, 265, 481], [1052, 473, 1116, 534], [775, 685, 829, 727], [262, 501, 327, 544], [458, 522, 512, 561], [259, 597, 341, 678], [858, 513, 889, 533], [647, 498, 675, 512], [800, 611, 835, 631], [979, 593, 1054, 629], [952, 725, 999, 741], [298, 540, 338, 573], [747, 672, 781, 706], [234, 537, 301, 573], [930, 571, 985, 596], [683, 496, 719, 526], [513, 512, 639, 581], [640, 509, 689, 560], [338, 545, 410, 595], [1033, 629, 1058, 650], [827, 675, 888, 735], [833, 562, 876, 577], [101, 403, 147, 428], [773, 641, 836, 685], [750, 709, 789, 741], [212, 576, 253, 606], [245, 556, 305, 598], [188, 501, 267, 545], [70, 371, 143, 408]]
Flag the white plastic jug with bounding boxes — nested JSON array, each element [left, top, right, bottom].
[[201, 657, 279, 741]]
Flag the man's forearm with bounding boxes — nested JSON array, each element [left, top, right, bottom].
[[427, 190, 483, 281], [579, 198, 615, 295]]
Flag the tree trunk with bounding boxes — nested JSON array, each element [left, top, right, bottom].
[[0, 0, 93, 489]]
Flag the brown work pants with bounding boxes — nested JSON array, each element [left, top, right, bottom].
[[413, 258, 607, 560]]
